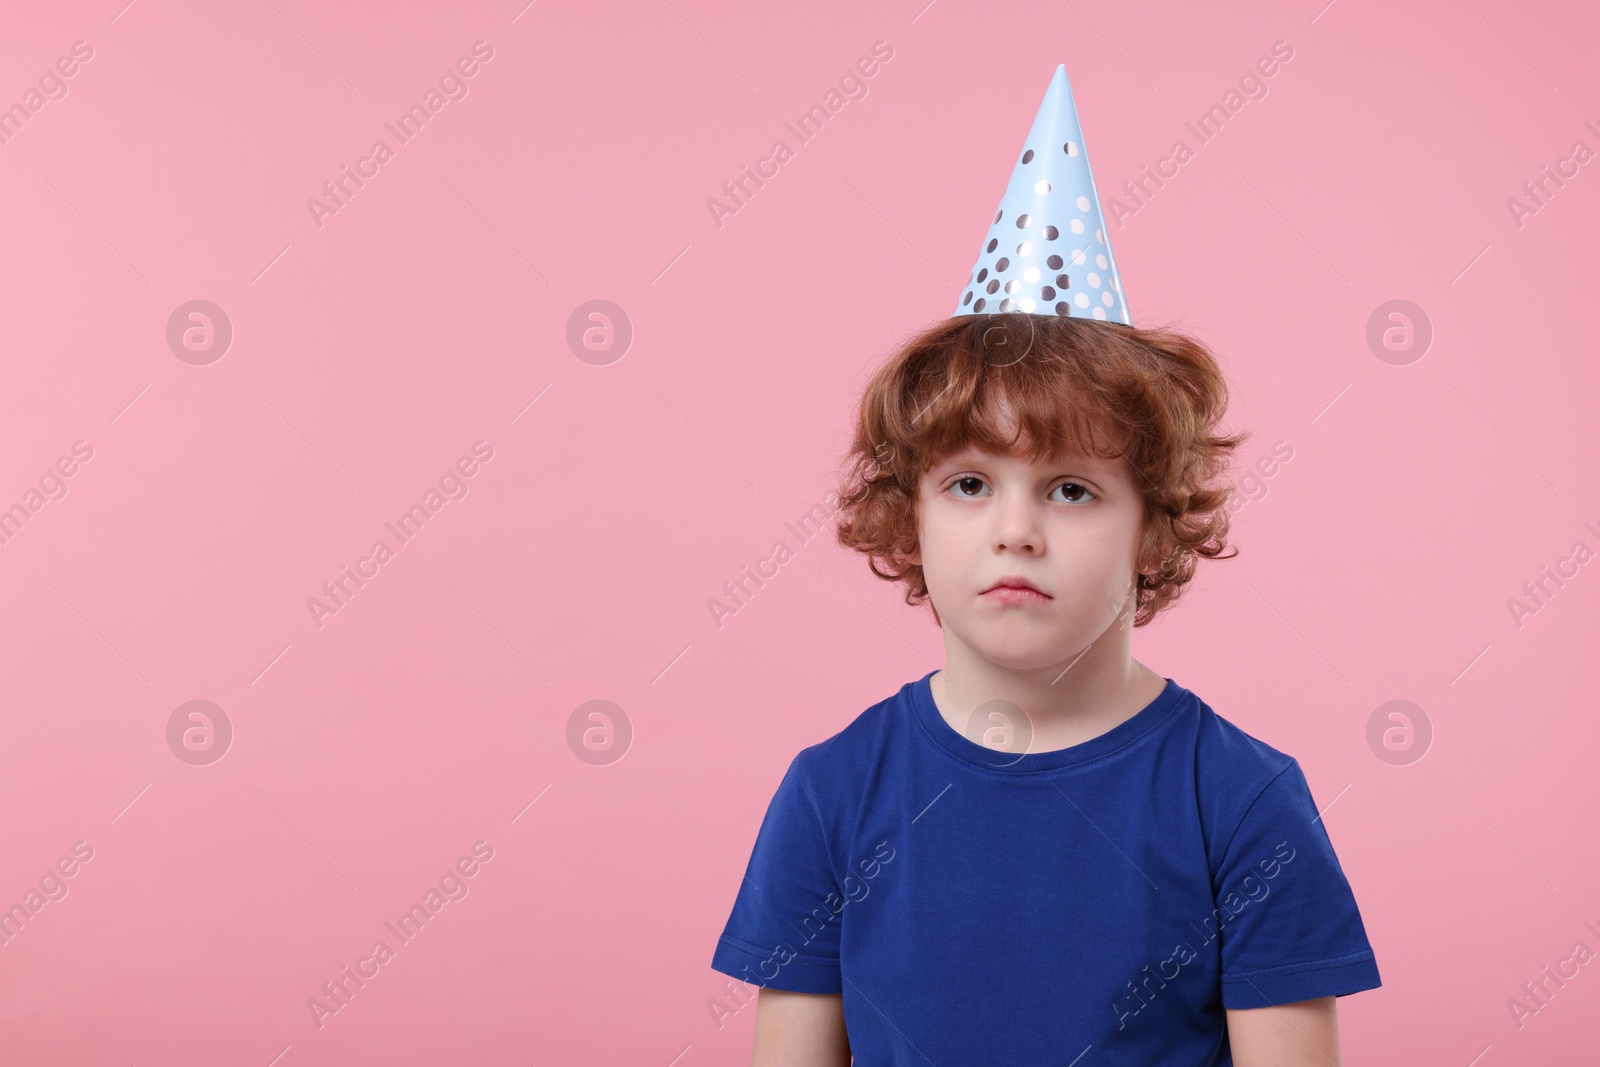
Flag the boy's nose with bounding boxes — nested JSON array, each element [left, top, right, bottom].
[[992, 507, 1044, 553]]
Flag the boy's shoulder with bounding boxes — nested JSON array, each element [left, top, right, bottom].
[[1187, 689, 1301, 783], [786, 675, 914, 781], [1184, 688, 1316, 858]]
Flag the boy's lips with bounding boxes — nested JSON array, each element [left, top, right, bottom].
[[982, 586, 1052, 604], [981, 576, 1052, 604]]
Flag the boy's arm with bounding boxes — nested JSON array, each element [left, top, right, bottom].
[[750, 988, 851, 1067], [1225, 996, 1340, 1066]]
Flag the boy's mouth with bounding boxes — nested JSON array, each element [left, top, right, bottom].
[[981, 576, 1052, 603]]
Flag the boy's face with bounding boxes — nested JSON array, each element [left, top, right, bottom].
[[909, 442, 1146, 671]]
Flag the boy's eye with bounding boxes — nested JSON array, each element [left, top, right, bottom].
[[944, 477, 1096, 503], [1053, 481, 1095, 504], [949, 476, 987, 498]]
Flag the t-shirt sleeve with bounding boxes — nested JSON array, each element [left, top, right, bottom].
[[1211, 759, 1382, 1009], [709, 752, 844, 994]]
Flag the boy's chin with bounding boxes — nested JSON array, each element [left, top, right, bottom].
[[962, 631, 1081, 673]]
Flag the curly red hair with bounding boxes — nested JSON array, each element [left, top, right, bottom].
[[833, 313, 1247, 627]]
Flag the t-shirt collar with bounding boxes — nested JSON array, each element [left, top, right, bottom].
[[909, 668, 1184, 774]]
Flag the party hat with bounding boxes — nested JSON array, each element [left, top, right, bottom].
[[953, 64, 1129, 323]]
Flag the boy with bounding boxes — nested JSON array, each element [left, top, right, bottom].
[[708, 66, 1380, 1065]]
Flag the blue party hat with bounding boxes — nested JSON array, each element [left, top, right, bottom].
[[953, 64, 1129, 323]]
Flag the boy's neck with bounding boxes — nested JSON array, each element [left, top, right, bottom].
[[929, 641, 1167, 756]]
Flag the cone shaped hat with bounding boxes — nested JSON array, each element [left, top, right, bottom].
[[953, 64, 1129, 323]]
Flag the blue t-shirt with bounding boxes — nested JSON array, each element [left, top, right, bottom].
[[710, 670, 1380, 1064]]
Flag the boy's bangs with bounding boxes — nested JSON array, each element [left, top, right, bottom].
[[900, 326, 1134, 476]]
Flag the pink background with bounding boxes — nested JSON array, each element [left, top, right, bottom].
[[1, 0, 1596, 1063]]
